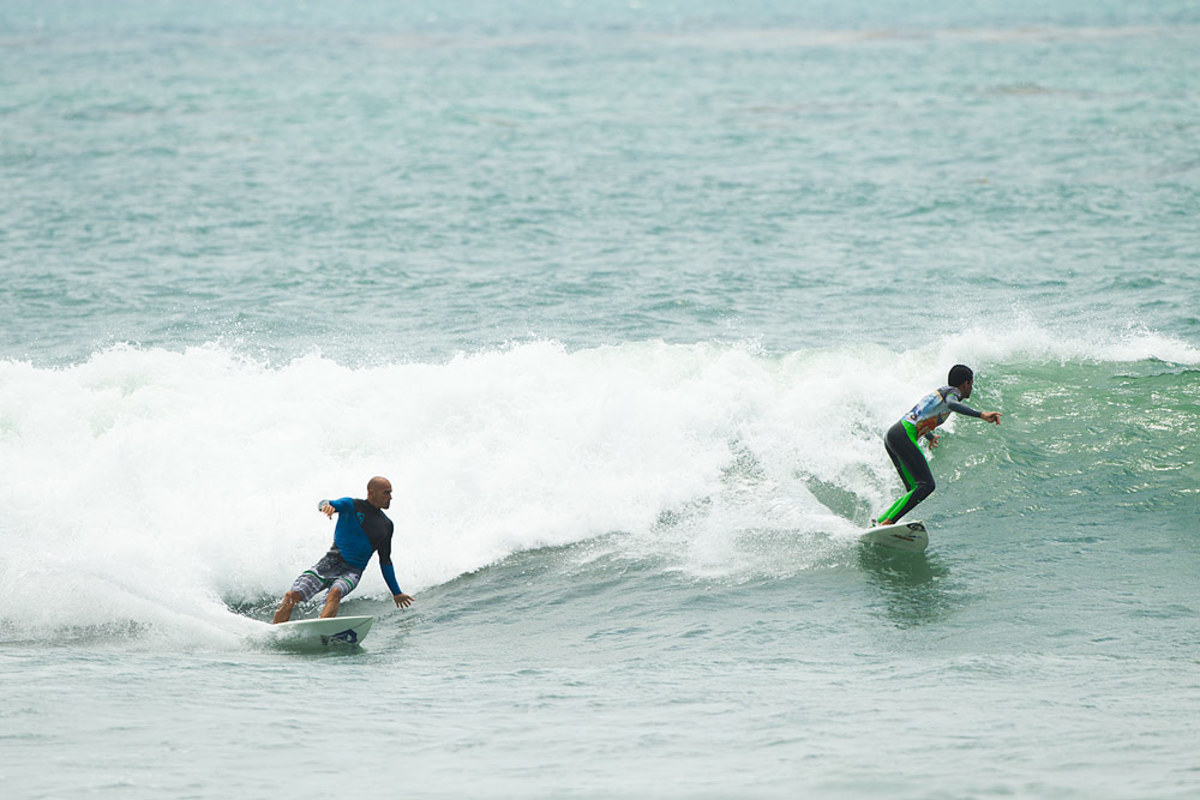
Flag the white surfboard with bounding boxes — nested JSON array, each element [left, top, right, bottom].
[[271, 615, 374, 647], [860, 521, 928, 552]]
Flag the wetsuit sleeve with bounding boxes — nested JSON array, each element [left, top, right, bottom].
[[947, 400, 983, 418], [328, 497, 354, 514], [380, 563, 403, 596], [376, 526, 403, 595]]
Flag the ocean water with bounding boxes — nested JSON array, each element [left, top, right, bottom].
[[2, 1, 1199, 797]]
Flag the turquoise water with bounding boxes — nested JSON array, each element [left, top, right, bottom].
[[2, 2, 1199, 798]]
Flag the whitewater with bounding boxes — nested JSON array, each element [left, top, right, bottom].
[[2, 323, 1195, 632]]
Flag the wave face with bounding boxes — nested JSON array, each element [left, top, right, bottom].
[[2, 324, 1195, 644]]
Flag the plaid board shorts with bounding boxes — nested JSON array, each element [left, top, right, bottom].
[[289, 548, 363, 601]]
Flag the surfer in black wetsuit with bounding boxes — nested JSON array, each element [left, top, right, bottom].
[[272, 476, 414, 623]]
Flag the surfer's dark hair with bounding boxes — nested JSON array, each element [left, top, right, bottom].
[[948, 364, 974, 387]]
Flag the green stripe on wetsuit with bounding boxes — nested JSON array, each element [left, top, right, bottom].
[[877, 419, 935, 524]]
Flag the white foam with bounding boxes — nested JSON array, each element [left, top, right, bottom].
[[0, 324, 1193, 640]]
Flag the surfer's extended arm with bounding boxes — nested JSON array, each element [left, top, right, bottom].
[[947, 400, 1001, 425], [923, 398, 1001, 448], [376, 534, 414, 608], [946, 399, 982, 418], [318, 497, 353, 518], [379, 561, 403, 596], [381, 561, 413, 608], [381, 563, 414, 608]]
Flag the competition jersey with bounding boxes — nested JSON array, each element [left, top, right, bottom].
[[902, 385, 967, 439], [325, 497, 402, 595]]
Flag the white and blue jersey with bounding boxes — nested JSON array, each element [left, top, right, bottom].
[[902, 385, 981, 439]]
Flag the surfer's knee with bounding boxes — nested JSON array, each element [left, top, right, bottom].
[[914, 478, 935, 501], [283, 590, 303, 604]]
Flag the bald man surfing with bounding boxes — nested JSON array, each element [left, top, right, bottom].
[[272, 476, 414, 623]]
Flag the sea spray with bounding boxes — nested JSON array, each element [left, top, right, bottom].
[[2, 324, 1196, 641]]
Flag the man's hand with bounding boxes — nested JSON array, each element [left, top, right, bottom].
[[320, 502, 336, 518], [925, 433, 940, 449], [394, 593, 414, 609], [982, 411, 1002, 425]]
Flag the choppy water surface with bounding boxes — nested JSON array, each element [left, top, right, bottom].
[[2, 2, 1198, 797]]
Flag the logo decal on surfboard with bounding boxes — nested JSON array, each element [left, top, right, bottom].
[[322, 628, 360, 645]]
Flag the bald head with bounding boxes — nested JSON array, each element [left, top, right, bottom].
[[366, 476, 393, 509]]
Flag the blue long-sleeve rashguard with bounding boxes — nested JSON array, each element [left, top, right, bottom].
[[325, 497, 403, 596]]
